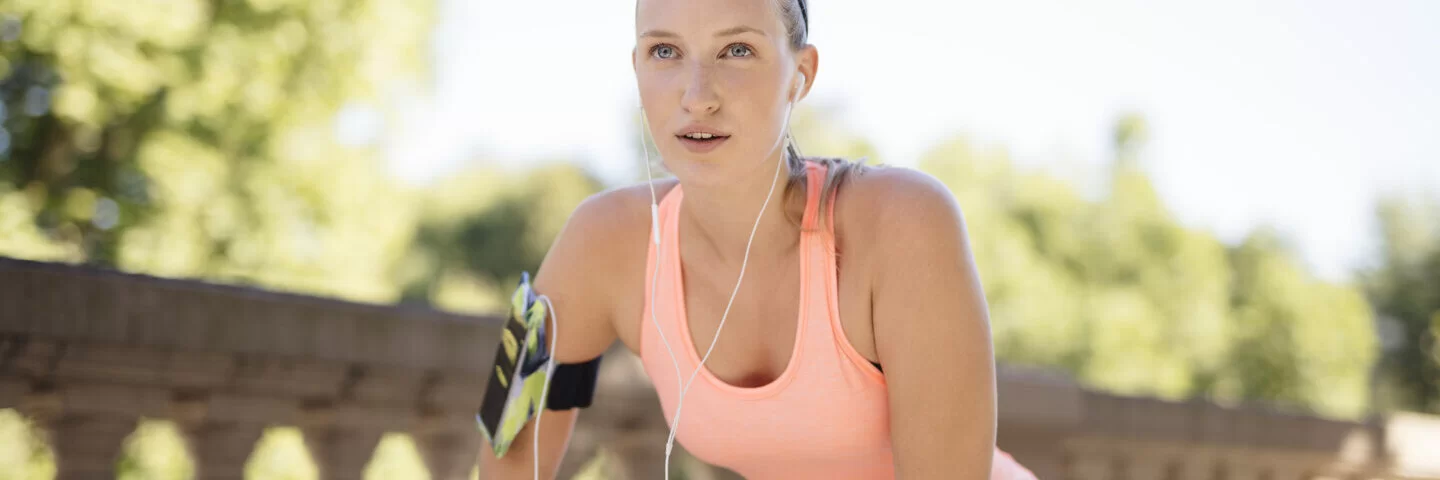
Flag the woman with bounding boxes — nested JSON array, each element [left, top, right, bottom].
[[480, 0, 1036, 478]]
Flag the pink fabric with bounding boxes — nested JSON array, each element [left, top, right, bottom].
[[640, 162, 1037, 479]]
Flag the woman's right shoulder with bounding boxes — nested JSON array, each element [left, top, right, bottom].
[[540, 179, 678, 353], [545, 179, 679, 295], [564, 179, 679, 250]]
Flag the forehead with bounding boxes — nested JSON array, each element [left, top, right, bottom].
[[635, 0, 784, 36]]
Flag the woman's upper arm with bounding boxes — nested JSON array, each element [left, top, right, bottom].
[[533, 190, 632, 363], [862, 169, 997, 478], [479, 189, 635, 478]]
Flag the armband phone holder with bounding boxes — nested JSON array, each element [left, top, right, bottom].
[[476, 272, 551, 458]]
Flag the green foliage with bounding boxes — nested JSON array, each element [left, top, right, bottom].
[[0, 0, 433, 303], [399, 162, 604, 314], [117, 419, 193, 480], [1228, 230, 1376, 416], [0, 2, 448, 478], [919, 118, 1377, 418], [0, 409, 54, 480], [365, 433, 430, 480], [1363, 196, 1440, 413], [789, 104, 883, 164], [246, 427, 318, 480]]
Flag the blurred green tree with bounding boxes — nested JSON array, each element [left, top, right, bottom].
[[1363, 196, 1440, 413], [116, 419, 192, 480], [788, 103, 883, 164], [0, 0, 432, 303], [1227, 229, 1376, 416], [399, 161, 604, 314], [245, 426, 318, 480], [0, 409, 54, 480], [920, 114, 1377, 418], [1, 0, 440, 476]]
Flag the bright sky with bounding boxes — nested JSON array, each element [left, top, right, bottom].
[[382, 0, 1440, 282]]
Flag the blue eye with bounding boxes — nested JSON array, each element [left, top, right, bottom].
[[651, 45, 678, 59], [725, 44, 753, 58]]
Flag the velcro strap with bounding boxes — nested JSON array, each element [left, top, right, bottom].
[[545, 356, 603, 410]]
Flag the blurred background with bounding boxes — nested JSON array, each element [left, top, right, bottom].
[[1, 0, 1438, 479]]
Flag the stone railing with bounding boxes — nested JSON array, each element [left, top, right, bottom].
[[1, 257, 1436, 480]]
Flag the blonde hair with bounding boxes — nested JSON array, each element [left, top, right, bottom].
[[782, 153, 876, 232], [772, 0, 880, 231]]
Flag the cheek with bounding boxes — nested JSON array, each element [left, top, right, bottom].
[[718, 70, 785, 113], [637, 71, 680, 121], [722, 72, 791, 143], [636, 71, 664, 106]]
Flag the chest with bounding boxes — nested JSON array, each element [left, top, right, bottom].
[[615, 231, 880, 388]]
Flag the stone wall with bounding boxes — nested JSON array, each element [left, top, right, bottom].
[[1, 257, 1436, 479]]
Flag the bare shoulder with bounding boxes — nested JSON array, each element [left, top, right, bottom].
[[538, 178, 678, 354], [549, 179, 679, 288], [564, 179, 680, 255], [835, 166, 965, 245], [840, 168, 993, 480]]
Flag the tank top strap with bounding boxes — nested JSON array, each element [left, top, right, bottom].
[[800, 161, 825, 232], [825, 169, 840, 243]]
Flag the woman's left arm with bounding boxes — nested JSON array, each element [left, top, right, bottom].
[[866, 169, 997, 479]]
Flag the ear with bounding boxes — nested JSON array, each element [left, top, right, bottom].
[[794, 44, 819, 102]]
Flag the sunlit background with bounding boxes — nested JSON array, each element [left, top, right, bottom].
[[1, 0, 1438, 478]]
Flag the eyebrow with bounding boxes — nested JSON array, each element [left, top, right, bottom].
[[639, 26, 768, 39], [715, 26, 766, 37]]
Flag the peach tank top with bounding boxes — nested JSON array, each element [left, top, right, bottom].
[[639, 161, 1036, 480]]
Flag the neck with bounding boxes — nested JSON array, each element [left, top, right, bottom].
[[677, 155, 802, 267]]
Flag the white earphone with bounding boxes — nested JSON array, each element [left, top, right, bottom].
[[646, 70, 805, 479], [534, 69, 806, 480]]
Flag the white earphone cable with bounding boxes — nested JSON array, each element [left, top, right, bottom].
[[663, 128, 786, 476], [640, 108, 688, 417], [529, 78, 801, 480], [657, 95, 798, 479], [533, 295, 559, 480]]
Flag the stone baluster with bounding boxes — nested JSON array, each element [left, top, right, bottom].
[[181, 420, 266, 480], [414, 429, 480, 480], [302, 424, 384, 480]]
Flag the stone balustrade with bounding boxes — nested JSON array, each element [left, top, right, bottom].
[[2, 257, 1436, 480]]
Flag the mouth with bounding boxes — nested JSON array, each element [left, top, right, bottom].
[[675, 129, 732, 154]]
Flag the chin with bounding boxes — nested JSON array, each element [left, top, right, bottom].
[[662, 156, 730, 187], [663, 134, 775, 168]]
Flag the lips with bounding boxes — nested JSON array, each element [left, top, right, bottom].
[[675, 125, 731, 154], [676, 134, 729, 154]]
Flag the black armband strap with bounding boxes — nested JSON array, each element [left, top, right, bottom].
[[545, 356, 603, 410]]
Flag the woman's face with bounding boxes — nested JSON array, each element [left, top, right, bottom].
[[634, 0, 813, 186]]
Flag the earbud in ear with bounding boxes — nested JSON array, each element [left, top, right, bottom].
[[792, 73, 806, 102]]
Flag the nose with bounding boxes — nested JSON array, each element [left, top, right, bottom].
[[679, 64, 720, 116]]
